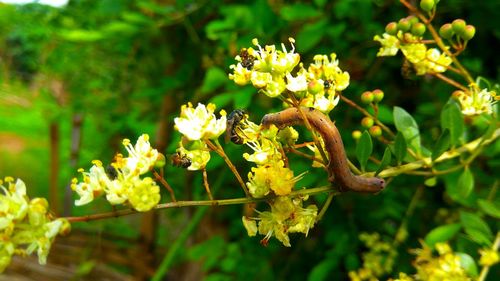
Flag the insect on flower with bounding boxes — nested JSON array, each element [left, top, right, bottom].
[[239, 48, 255, 70], [171, 152, 192, 168], [225, 109, 248, 144]]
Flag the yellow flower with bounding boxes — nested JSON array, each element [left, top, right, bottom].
[[400, 43, 427, 63], [453, 88, 497, 116], [0, 178, 29, 230], [413, 48, 452, 75], [176, 140, 211, 171], [243, 138, 280, 165], [246, 160, 300, 197], [71, 163, 108, 206], [127, 177, 160, 212], [373, 33, 400, 56], [122, 134, 159, 175], [479, 248, 499, 267], [174, 102, 227, 141]]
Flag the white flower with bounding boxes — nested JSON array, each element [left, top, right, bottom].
[[454, 88, 497, 116], [122, 134, 158, 175], [286, 73, 308, 92], [72, 163, 108, 206], [0, 179, 29, 230], [174, 103, 227, 141], [374, 33, 400, 56]]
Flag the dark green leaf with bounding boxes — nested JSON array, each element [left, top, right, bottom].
[[393, 106, 421, 154], [424, 223, 461, 247], [456, 168, 474, 199], [308, 259, 336, 281], [432, 129, 450, 161], [394, 132, 407, 164], [201, 67, 227, 94], [456, 253, 478, 277], [209, 92, 234, 109], [376, 147, 391, 175], [441, 102, 464, 146], [356, 131, 373, 171], [477, 199, 500, 219], [296, 19, 328, 52], [459, 211, 493, 246], [280, 3, 321, 21]]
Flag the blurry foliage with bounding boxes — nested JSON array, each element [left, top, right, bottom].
[[0, 0, 498, 280]]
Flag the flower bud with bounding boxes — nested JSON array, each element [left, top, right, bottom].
[[420, 0, 435, 12], [439, 23, 454, 39], [411, 22, 426, 36], [385, 22, 398, 36], [397, 18, 411, 32], [369, 126, 382, 137], [307, 80, 323, 95], [407, 16, 419, 25], [361, 91, 374, 104], [352, 130, 362, 140], [59, 219, 71, 236], [372, 89, 384, 103], [154, 153, 166, 169], [461, 25, 476, 41], [451, 19, 466, 35], [361, 117, 374, 128]]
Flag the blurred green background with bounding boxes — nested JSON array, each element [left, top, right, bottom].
[[0, 0, 498, 280]]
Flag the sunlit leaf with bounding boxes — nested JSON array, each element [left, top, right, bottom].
[[356, 131, 373, 171], [477, 199, 500, 219], [424, 223, 461, 247], [393, 106, 421, 154], [431, 129, 450, 161], [459, 211, 493, 246]]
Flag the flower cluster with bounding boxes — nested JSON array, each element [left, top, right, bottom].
[[349, 232, 397, 281], [391, 243, 474, 281], [229, 38, 350, 114], [173, 102, 226, 170], [374, 16, 452, 76], [0, 177, 70, 272], [242, 196, 317, 247], [453, 87, 498, 116], [71, 134, 161, 212]]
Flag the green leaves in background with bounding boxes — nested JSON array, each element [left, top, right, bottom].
[[477, 199, 500, 219], [201, 67, 228, 94], [393, 132, 407, 164], [459, 211, 493, 246], [456, 253, 478, 278], [376, 147, 391, 175], [356, 131, 372, 172], [424, 223, 461, 248], [431, 129, 450, 161], [393, 106, 421, 155], [440, 101, 464, 146], [456, 168, 474, 199]]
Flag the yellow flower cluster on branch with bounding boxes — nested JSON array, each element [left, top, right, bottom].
[[71, 134, 161, 212], [0, 177, 70, 273]]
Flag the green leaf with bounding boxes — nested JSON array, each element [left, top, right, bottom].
[[209, 92, 234, 109], [424, 177, 437, 187], [308, 259, 336, 281], [459, 211, 493, 246], [424, 223, 461, 247], [394, 132, 407, 164], [441, 102, 464, 146], [376, 147, 391, 175], [456, 168, 474, 199], [393, 106, 421, 154], [59, 29, 104, 42], [296, 19, 328, 52], [280, 3, 321, 21], [356, 131, 373, 171], [477, 199, 500, 219], [456, 253, 478, 277], [201, 67, 227, 94], [432, 129, 450, 161]]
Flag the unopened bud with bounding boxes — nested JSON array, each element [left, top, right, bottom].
[[361, 91, 374, 104], [461, 25, 476, 41], [397, 18, 411, 32], [361, 117, 374, 129], [385, 22, 398, 36], [369, 126, 382, 137], [420, 0, 435, 12], [439, 23, 454, 39], [352, 130, 362, 140], [411, 22, 426, 36], [451, 19, 466, 35]]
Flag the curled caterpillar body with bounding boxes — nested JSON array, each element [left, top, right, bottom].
[[261, 107, 385, 193]]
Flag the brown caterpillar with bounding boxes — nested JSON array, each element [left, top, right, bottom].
[[261, 107, 385, 193]]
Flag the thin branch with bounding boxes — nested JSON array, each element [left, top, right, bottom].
[[433, 73, 469, 91], [202, 168, 213, 200], [64, 185, 339, 223], [153, 170, 177, 202], [478, 232, 500, 281]]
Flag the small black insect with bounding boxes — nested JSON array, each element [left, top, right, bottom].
[[105, 164, 119, 180], [323, 79, 332, 89], [171, 152, 192, 168], [239, 48, 255, 70], [226, 109, 247, 144]]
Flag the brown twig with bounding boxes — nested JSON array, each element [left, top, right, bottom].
[[152, 170, 177, 202]]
